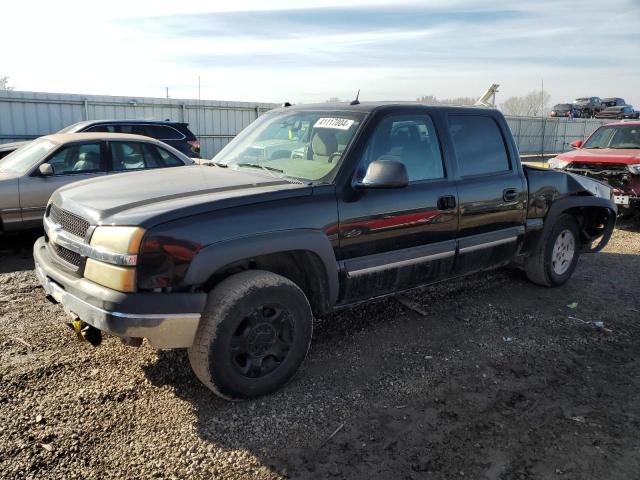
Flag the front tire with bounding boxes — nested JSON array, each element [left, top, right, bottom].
[[188, 270, 313, 400], [525, 214, 580, 287]]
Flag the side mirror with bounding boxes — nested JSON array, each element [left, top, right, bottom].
[[570, 140, 583, 149], [356, 160, 409, 189], [38, 163, 54, 176]]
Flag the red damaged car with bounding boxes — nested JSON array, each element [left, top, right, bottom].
[[548, 121, 640, 215]]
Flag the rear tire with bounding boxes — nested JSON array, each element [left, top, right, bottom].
[[188, 270, 313, 400], [525, 214, 580, 287]]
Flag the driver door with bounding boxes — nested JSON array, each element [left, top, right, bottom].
[[18, 141, 108, 229], [336, 112, 459, 303]]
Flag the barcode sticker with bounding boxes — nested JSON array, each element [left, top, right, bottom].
[[314, 118, 354, 130]]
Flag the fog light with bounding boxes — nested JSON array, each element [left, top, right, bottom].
[[84, 258, 136, 292]]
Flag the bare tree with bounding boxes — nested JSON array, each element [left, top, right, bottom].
[[0, 76, 14, 91], [501, 90, 551, 117], [417, 95, 476, 106]]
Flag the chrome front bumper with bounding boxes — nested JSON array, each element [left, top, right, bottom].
[[34, 237, 204, 349]]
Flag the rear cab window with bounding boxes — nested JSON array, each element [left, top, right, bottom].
[[448, 115, 510, 177]]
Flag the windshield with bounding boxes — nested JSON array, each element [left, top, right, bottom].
[[0, 139, 58, 175], [554, 104, 572, 110], [583, 125, 640, 149], [214, 110, 366, 182]]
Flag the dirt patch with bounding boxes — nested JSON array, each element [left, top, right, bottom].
[[1, 224, 639, 479]]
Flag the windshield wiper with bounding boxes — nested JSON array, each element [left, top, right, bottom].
[[209, 161, 227, 167], [236, 163, 284, 177]]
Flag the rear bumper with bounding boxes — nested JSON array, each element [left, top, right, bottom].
[[34, 237, 206, 348]]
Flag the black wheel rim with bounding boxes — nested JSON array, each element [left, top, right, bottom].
[[229, 304, 295, 379]]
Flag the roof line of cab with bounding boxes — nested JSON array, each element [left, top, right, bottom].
[[275, 102, 494, 114]]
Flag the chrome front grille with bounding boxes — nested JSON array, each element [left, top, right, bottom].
[[48, 204, 90, 239]]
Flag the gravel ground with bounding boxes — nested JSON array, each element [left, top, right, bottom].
[[1, 223, 639, 479]]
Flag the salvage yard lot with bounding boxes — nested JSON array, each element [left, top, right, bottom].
[[1, 224, 639, 480]]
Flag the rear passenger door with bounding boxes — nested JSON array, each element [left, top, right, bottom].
[[446, 114, 526, 274], [337, 112, 459, 303]]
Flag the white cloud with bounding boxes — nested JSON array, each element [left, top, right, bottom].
[[1, 0, 639, 108]]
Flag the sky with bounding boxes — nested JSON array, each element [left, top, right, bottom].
[[1, 0, 639, 108]]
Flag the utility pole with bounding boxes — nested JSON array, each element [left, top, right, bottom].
[[197, 76, 201, 137], [166, 87, 169, 99], [540, 79, 545, 163], [541, 79, 544, 117]]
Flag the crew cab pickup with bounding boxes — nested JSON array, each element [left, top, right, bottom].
[[34, 103, 616, 400]]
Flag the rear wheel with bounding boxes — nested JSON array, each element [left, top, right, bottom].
[[188, 270, 313, 400], [525, 214, 580, 287]]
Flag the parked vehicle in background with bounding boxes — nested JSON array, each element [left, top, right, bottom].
[[548, 121, 640, 216], [573, 97, 603, 118], [0, 133, 195, 232], [549, 104, 581, 118], [0, 141, 28, 161], [601, 97, 626, 108], [58, 120, 201, 158], [33, 102, 616, 400], [595, 106, 639, 120]]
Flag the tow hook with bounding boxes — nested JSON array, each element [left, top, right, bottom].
[[67, 319, 102, 347]]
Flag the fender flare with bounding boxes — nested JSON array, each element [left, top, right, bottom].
[[541, 195, 616, 253], [183, 229, 339, 306]]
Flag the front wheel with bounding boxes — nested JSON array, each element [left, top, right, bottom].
[[525, 214, 580, 287], [188, 270, 313, 400]]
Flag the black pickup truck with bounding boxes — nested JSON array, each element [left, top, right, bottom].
[[34, 103, 616, 400]]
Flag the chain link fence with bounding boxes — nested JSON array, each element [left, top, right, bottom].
[[505, 115, 608, 155]]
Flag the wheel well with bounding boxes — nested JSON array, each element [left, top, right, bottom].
[[563, 205, 613, 246], [203, 250, 332, 316]]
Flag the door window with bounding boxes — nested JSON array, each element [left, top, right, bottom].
[[449, 115, 510, 177], [149, 125, 184, 140], [110, 142, 160, 171], [118, 124, 152, 136], [46, 143, 103, 175], [356, 115, 445, 182], [155, 146, 185, 167], [84, 124, 116, 133]]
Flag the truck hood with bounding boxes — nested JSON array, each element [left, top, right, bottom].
[[51, 165, 311, 228], [556, 148, 640, 165]]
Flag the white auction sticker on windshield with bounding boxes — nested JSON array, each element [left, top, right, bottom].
[[314, 118, 354, 130]]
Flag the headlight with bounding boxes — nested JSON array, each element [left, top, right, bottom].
[[628, 164, 640, 175], [548, 157, 570, 170], [90, 226, 145, 258], [84, 226, 145, 292]]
